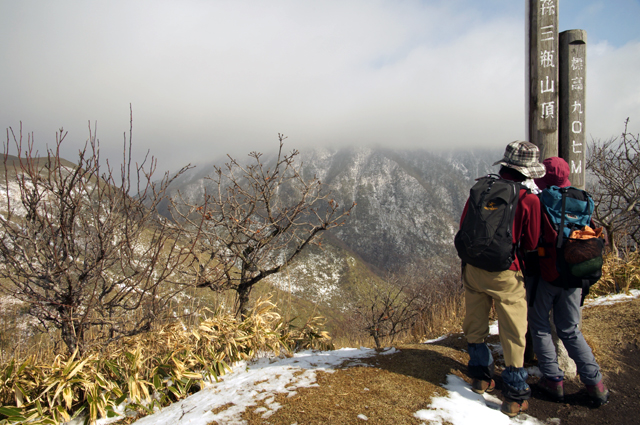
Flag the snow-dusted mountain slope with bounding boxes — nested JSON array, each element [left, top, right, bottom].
[[163, 146, 499, 301]]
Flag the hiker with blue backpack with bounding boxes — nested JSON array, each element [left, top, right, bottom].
[[529, 156, 610, 407], [455, 140, 545, 417]]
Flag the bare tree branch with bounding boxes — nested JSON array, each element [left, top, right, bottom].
[[0, 116, 193, 354], [587, 118, 640, 255], [351, 273, 424, 349], [170, 135, 354, 318]]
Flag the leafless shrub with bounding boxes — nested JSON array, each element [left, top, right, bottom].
[[340, 259, 464, 349], [351, 274, 424, 349], [0, 113, 192, 355], [587, 118, 640, 255], [409, 261, 465, 341], [170, 135, 354, 318]]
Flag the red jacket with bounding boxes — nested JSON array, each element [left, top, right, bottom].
[[460, 178, 541, 271]]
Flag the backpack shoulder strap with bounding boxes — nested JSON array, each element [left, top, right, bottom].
[[556, 187, 568, 249]]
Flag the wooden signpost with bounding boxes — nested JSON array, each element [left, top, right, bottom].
[[526, 0, 589, 377], [527, 0, 559, 161], [559, 29, 587, 189], [527, 0, 586, 189]]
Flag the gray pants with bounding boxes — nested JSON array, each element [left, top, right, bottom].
[[528, 278, 602, 385]]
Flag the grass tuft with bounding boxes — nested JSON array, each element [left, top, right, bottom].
[[0, 296, 332, 425], [589, 251, 640, 297]]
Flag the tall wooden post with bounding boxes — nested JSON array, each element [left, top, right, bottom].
[[527, 0, 559, 160], [526, 0, 583, 380], [559, 30, 587, 189]]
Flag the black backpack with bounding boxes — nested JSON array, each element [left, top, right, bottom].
[[455, 175, 521, 272]]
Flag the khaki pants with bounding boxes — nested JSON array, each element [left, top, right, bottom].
[[463, 264, 528, 368]]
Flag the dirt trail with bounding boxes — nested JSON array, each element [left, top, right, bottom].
[[239, 297, 640, 425]]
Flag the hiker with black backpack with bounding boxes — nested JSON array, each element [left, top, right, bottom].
[[528, 157, 610, 407], [455, 140, 545, 417]]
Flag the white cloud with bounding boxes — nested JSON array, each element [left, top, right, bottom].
[[0, 1, 637, 172], [587, 40, 640, 140]]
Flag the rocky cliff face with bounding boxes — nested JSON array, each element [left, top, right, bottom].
[[296, 147, 498, 271], [165, 146, 499, 276]]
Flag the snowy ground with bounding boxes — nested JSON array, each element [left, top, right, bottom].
[[114, 348, 394, 425], [583, 288, 640, 307], [91, 290, 639, 425]]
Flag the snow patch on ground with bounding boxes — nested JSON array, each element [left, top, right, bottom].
[[414, 374, 543, 425], [584, 289, 640, 307], [90, 291, 640, 425], [423, 335, 447, 344], [118, 347, 386, 425]]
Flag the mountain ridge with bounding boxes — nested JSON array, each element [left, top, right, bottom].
[[162, 145, 501, 316]]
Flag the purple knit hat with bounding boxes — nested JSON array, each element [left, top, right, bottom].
[[534, 157, 571, 189]]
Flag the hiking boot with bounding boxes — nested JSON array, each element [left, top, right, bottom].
[[500, 399, 529, 417], [537, 377, 564, 402], [586, 381, 610, 407], [471, 378, 495, 394]]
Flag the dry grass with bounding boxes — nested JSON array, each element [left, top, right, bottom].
[[590, 251, 640, 297], [412, 290, 465, 342], [240, 342, 464, 425], [1, 248, 635, 424], [331, 290, 465, 350], [0, 297, 332, 425], [235, 295, 640, 425], [582, 296, 640, 374], [332, 263, 466, 350]]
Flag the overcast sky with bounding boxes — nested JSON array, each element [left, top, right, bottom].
[[1, 0, 639, 173]]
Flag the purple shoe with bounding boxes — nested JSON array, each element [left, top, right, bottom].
[[586, 381, 609, 407], [538, 377, 564, 402]]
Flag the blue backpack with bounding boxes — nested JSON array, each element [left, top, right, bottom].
[[538, 186, 604, 291]]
